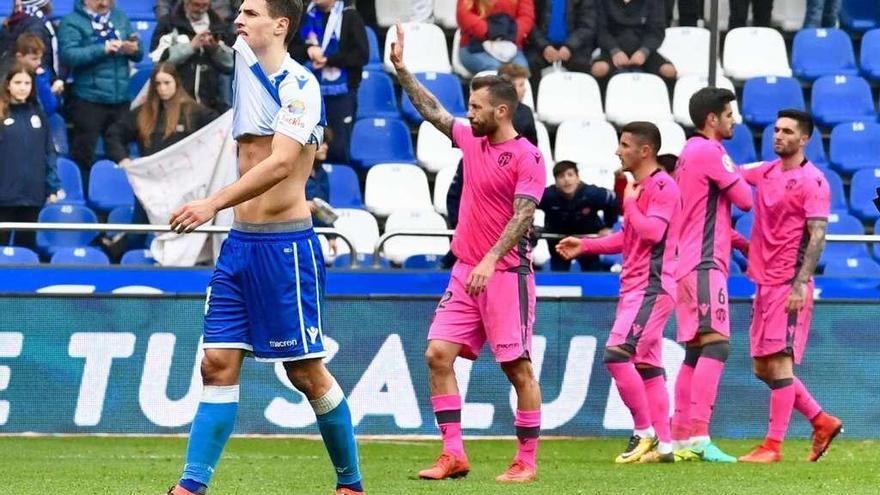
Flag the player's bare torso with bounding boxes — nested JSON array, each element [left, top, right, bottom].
[[234, 135, 314, 223]]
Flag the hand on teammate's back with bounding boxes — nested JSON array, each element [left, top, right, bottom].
[[170, 198, 218, 234], [555, 237, 582, 260], [389, 22, 405, 70]]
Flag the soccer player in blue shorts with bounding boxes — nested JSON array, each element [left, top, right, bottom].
[[166, 1, 363, 494]]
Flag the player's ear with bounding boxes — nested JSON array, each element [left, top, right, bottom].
[[275, 16, 290, 38]]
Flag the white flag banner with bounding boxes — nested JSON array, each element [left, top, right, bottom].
[[124, 110, 237, 266]]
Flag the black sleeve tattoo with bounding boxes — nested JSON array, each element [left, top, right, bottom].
[[396, 65, 454, 138], [490, 197, 537, 259], [795, 219, 827, 285]]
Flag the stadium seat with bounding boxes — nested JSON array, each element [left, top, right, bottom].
[[357, 71, 400, 119], [657, 27, 721, 78], [349, 118, 416, 169], [383, 209, 450, 264], [723, 124, 758, 165], [821, 212, 869, 265], [132, 20, 158, 63], [451, 30, 472, 79], [55, 158, 85, 205], [657, 121, 687, 156], [578, 162, 618, 191], [823, 256, 880, 277], [87, 160, 135, 213], [50, 247, 110, 265], [605, 73, 673, 126], [723, 27, 792, 80], [741, 77, 805, 129], [829, 121, 880, 174], [0, 246, 39, 265], [849, 167, 880, 221], [759, 124, 829, 167], [536, 72, 604, 125], [332, 208, 380, 258], [554, 120, 618, 167], [535, 121, 554, 184], [323, 164, 364, 209], [50, 0, 74, 17], [401, 72, 466, 124], [433, 0, 458, 29], [120, 249, 156, 266], [791, 28, 859, 81], [672, 75, 740, 127], [128, 68, 151, 102], [474, 69, 535, 110], [333, 253, 391, 268], [375, 0, 411, 27], [48, 113, 69, 156], [383, 22, 451, 74], [825, 169, 848, 212], [116, 0, 155, 20], [860, 29, 880, 80], [772, 1, 807, 31], [735, 212, 753, 239], [811, 75, 875, 129], [432, 165, 457, 216], [417, 120, 463, 173], [35, 204, 99, 257], [840, 0, 879, 32], [364, 164, 432, 217], [403, 254, 444, 269], [364, 26, 382, 72]]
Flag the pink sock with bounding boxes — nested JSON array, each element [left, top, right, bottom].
[[643, 375, 672, 444], [514, 409, 540, 469], [607, 362, 651, 430], [767, 379, 796, 442], [690, 357, 725, 437], [431, 394, 465, 458], [671, 363, 694, 441], [793, 377, 822, 421]]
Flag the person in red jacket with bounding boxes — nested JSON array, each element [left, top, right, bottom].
[[456, 0, 535, 74]]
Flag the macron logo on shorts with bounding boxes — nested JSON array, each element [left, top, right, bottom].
[[270, 339, 298, 348]]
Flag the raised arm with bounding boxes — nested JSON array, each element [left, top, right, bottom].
[[786, 219, 827, 312], [388, 23, 454, 138]]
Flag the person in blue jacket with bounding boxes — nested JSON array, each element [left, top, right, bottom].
[[0, 64, 63, 250]]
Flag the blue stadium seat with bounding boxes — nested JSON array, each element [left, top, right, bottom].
[[88, 160, 135, 213], [364, 26, 382, 72], [759, 124, 828, 167], [323, 164, 364, 208], [403, 254, 443, 269], [48, 113, 69, 156], [824, 169, 848, 212], [116, 0, 155, 20], [823, 256, 880, 277], [35, 204, 99, 257], [401, 72, 466, 125], [791, 28, 859, 81], [356, 71, 400, 119], [0, 246, 40, 265], [56, 158, 86, 205], [599, 253, 623, 270], [128, 69, 151, 101], [859, 29, 880, 80], [840, 0, 879, 32], [849, 167, 880, 221], [729, 261, 742, 274], [333, 253, 391, 268], [829, 121, 880, 174], [811, 75, 875, 128], [741, 76, 805, 129], [723, 124, 757, 164], [735, 212, 753, 239], [50, 0, 75, 17], [121, 249, 156, 266], [50, 247, 110, 265], [349, 118, 416, 169], [821, 212, 869, 266]]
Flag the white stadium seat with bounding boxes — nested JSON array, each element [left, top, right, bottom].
[[577, 161, 618, 191], [331, 208, 381, 257], [535, 121, 555, 184], [433, 0, 458, 29], [554, 119, 618, 166], [451, 29, 472, 79], [375, 0, 411, 28], [365, 163, 433, 217], [672, 74, 742, 127], [384, 22, 451, 74], [605, 73, 673, 126], [657, 27, 722, 78], [723, 27, 792, 80], [772, 1, 806, 31], [656, 120, 687, 156], [537, 71, 604, 125], [417, 120, 463, 173], [383, 209, 451, 264], [432, 164, 457, 216]]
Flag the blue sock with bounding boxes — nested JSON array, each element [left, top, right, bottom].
[[180, 385, 239, 492], [311, 380, 362, 490]]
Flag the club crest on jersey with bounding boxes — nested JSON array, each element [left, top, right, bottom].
[[721, 154, 735, 173], [497, 151, 513, 167], [715, 308, 727, 323], [786, 178, 797, 191]]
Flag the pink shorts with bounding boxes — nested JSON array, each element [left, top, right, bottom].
[[749, 281, 814, 364], [608, 290, 674, 368], [428, 261, 535, 363], [675, 269, 730, 343]]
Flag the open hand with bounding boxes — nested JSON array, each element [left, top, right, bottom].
[[555, 236, 583, 260], [389, 22, 406, 71], [169, 198, 217, 234]]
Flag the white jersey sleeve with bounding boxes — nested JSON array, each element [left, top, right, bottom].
[[273, 70, 323, 145]]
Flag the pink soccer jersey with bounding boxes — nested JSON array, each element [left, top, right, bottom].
[[742, 159, 831, 285], [674, 135, 744, 278], [450, 121, 547, 271], [619, 169, 681, 295]]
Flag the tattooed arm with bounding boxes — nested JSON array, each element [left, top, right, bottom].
[[388, 23, 454, 138], [786, 219, 827, 312]]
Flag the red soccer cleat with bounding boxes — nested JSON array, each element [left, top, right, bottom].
[[418, 452, 471, 480], [808, 412, 843, 462], [335, 488, 365, 495], [166, 485, 198, 495], [739, 444, 782, 463], [495, 460, 537, 483]]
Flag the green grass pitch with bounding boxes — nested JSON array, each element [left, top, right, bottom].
[[1, 437, 877, 494]]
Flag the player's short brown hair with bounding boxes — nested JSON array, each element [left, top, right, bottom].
[[264, 0, 303, 44], [14, 33, 45, 56], [689, 87, 736, 130], [621, 121, 662, 155], [777, 109, 814, 138], [470, 75, 519, 115]]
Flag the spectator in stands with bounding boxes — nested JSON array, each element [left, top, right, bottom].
[[591, 0, 676, 86], [539, 161, 619, 271], [59, 0, 142, 188], [497, 62, 537, 145], [0, 63, 62, 249], [150, 0, 235, 113], [156, 0, 241, 22], [307, 126, 338, 255], [456, 0, 535, 74], [0, 0, 61, 82], [804, 0, 840, 28], [666, 0, 703, 27], [729, 0, 774, 29], [12, 33, 60, 116], [290, 0, 368, 164], [526, 0, 595, 82]]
